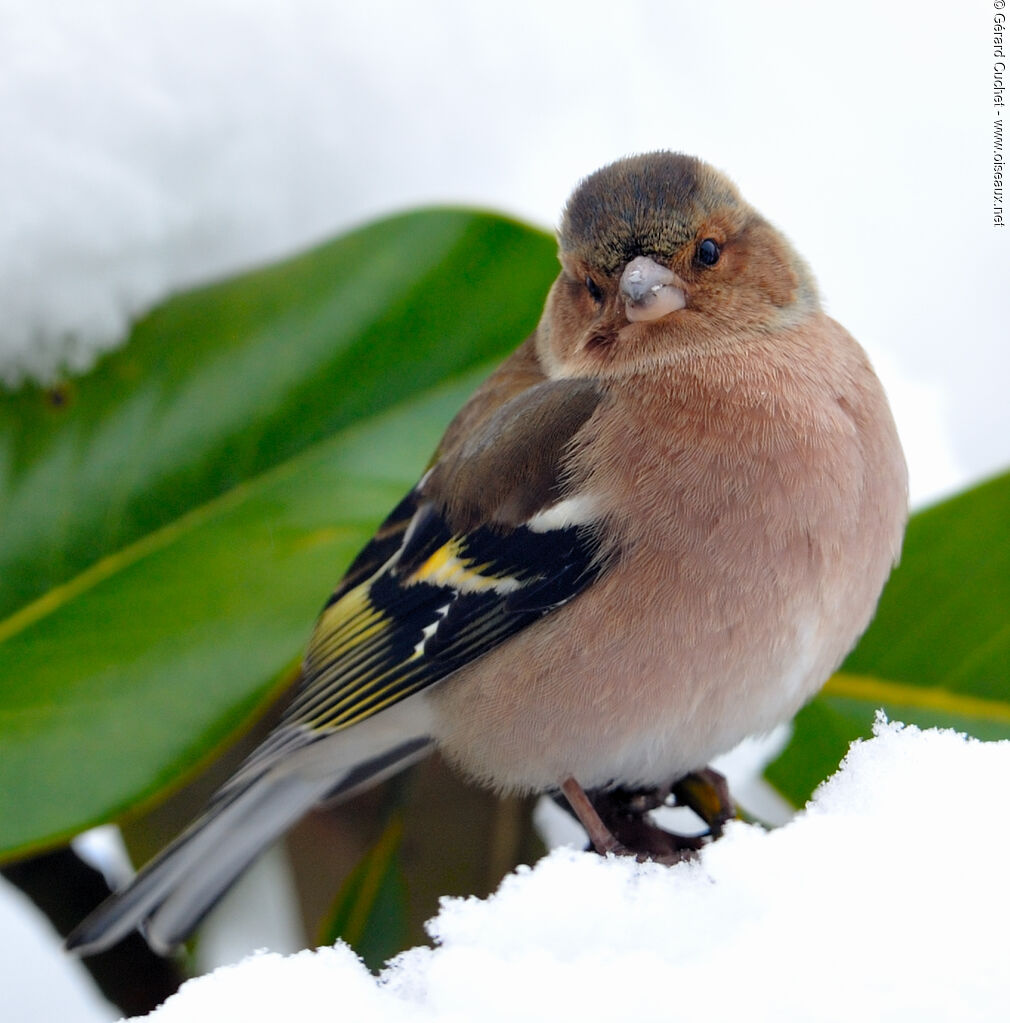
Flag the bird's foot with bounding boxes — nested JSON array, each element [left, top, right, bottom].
[[559, 768, 736, 865], [670, 767, 735, 839]]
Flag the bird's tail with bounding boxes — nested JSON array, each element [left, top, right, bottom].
[[65, 732, 432, 957]]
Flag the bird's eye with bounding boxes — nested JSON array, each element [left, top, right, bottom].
[[585, 276, 604, 303], [696, 238, 721, 267]]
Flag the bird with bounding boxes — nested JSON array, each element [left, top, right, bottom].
[[66, 151, 907, 956]]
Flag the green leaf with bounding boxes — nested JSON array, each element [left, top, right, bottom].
[[766, 470, 1010, 806], [0, 210, 558, 859], [0, 209, 556, 620]]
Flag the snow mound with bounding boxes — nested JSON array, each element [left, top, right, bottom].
[[139, 719, 1010, 1021]]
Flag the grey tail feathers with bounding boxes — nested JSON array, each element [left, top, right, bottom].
[[65, 737, 432, 957]]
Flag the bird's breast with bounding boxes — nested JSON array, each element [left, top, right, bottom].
[[431, 327, 906, 793]]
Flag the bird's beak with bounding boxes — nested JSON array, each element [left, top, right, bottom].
[[620, 256, 687, 322]]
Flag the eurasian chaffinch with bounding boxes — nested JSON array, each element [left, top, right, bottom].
[[66, 152, 907, 955]]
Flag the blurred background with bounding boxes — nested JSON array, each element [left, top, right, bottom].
[[2, 1, 1005, 1018]]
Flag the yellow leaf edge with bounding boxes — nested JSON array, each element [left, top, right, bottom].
[[824, 672, 1010, 725]]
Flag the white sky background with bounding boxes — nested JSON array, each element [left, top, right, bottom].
[[2, 1, 1008, 1019], [1, 1, 1007, 503]]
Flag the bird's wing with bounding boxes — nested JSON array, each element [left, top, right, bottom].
[[216, 377, 611, 798], [65, 378, 611, 955]]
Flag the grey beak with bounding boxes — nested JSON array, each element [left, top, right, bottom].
[[620, 256, 687, 322]]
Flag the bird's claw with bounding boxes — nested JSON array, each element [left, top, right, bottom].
[[559, 767, 736, 864], [671, 767, 736, 839]]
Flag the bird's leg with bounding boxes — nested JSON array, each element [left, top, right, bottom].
[[559, 778, 699, 865], [557, 767, 737, 866], [590, 785, 702, 864], [560, 777, 627, 856], [671, 767, 735, 839]]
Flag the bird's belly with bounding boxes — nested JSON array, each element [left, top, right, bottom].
[[428, 550, 853, 794]]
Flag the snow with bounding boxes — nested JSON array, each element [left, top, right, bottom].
[[126, 719, 1010, 1022], [0, 880, 115, 1023]]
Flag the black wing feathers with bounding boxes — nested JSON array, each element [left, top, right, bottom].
[[272, 377, 611, 742]]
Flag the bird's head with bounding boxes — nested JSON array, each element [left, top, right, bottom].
[[538, 152, 819, 378]]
